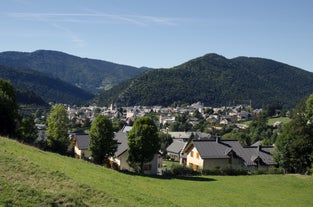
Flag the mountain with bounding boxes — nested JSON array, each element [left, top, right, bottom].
[[95, 54, 313, 108], [0, 50, 150, 94], [0, 64, 94, 104]]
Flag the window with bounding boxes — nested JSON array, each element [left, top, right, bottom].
[[190, 151, 194, 157], [196, 153, 200, 159], [143, 164, 152, 171]]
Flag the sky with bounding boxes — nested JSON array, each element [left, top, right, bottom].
[[1, 0, 313, 71]]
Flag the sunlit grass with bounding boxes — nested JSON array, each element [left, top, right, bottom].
[[1, 137, 312, 207]]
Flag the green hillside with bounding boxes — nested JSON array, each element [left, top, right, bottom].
[[0, 64, 94, 105], [1, 136, 313, 207], [95, 54, 313, 108], [0, 50, 150, 94]]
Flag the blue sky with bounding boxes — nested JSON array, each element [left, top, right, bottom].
[[1, 0, 313, 71]]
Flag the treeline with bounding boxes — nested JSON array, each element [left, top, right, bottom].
[[96, 54, 313, 108], [0, 64, 94, 105]]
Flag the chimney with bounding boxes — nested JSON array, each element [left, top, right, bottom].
[[216, 137, 220, 143], [257, 145, 261, 151]]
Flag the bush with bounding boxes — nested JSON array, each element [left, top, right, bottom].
[[163, 165, 200, 176], [268, 167, 285, 174], [202, 167, 248, 176]]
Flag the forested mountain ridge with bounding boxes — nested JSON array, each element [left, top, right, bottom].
[[0, 50, 150, 94], [95, 53, 313, 107], [0, 64, 94, 104]]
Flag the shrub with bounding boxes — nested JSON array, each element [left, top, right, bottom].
[[202, 167, 248, 176], [268, 167, 285, 174], [163, 165, 200, 176]]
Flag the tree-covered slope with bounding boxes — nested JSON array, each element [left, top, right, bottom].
[[95, 54, 313, 107], [0, 50, 150, 94], [0, 64, 94, 104]]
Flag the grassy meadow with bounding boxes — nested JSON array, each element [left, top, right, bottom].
[[1, 136, 313, 207], [243, 116, 291, 126]]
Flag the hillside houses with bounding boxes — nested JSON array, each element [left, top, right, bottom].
[[66, 102, 255, 131]]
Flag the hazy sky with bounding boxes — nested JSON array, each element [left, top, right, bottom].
[[1, 0, 313, 71]]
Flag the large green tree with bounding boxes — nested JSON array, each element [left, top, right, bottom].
[[18, 115, 37, 143], [127, 117, 160, 174], [89, 115, 116, 166], [0, 79, 18, 137], [46, 104, 69, 154], [275, 95, 313, 173]]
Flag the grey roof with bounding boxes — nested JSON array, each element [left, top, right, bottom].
[[251, 140, 263, 146], [166, 140, 187, 154], [193, 140, 231, 159], [242, 146, 276, 166], [168, 131, 211, 139], [114, 131, 128, 157], [122, 126, 133, 133], [220, 141, 276, 166], [75, 134, 90, 150]]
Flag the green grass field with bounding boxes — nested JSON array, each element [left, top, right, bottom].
[[243, 116, 291, 126], [1, 136, 312, 207]]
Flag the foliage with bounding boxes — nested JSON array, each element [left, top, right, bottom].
[[275, 95, 313, 173], [248, 112, 273, 144], [17, 115, 37, 143], [2, 137, 313, 207], [127, 117, 160, 173], [164, 165, 199, 176], [89, 115, 117, 165], [96, 54, 313, 107], [168, 112, 192, 132], [202, 167, 248, 176], [0, 79, 18, 137], [158, 131, 173, 152], [222, 130, 251, 146], [46, 104, 70, 154], [0, 50, 149, 94], [0, 64, 94, 105]]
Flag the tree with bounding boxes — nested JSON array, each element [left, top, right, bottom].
[[248, 112, 270, 144], [275, 95, 313, 173], [89, 115, 116, 165], [18, 115, 37, 143], [127, 117, 160, 174], [46, 104, 69, 154], [0, 79, 18, 137]]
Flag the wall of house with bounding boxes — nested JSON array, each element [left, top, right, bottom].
[[118, 151, 132, 171], [168, 152, 180, 161], [202, 156, 244, 170], [111, 152, 160, 175], [203, 158, 230, 169], [186, 147, 203, 170], [74, 146, 91, 159]]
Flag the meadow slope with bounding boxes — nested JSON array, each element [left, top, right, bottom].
[[1, 137, 313, 207]]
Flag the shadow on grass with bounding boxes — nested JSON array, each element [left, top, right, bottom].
[[119, 170, 216, 182], [144, 174, 216, 182]]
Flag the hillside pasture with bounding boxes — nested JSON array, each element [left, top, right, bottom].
[[1, 137, 312, 207]]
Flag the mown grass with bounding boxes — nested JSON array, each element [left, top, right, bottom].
[[1, 136, 313, 207], [267, 116, 291, 126], [243, 116, 291, 126]]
